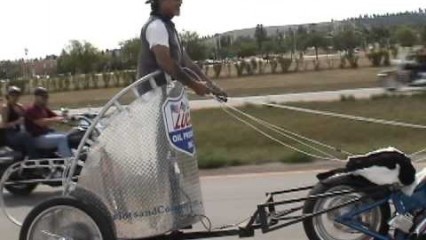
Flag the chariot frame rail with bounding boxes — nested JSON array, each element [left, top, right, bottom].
[[145, 184, 391, 240]]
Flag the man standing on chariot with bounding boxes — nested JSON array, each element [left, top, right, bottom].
[[138, 0, 227, 99]]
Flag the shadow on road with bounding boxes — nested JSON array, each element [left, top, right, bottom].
[[3, 190, 62, 208]]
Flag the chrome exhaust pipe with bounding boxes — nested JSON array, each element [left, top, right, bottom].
[[415, 218, 426, 236]]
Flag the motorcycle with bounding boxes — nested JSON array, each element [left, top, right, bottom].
[[378, 52, 426, 91], [0, 111, 99, 196]]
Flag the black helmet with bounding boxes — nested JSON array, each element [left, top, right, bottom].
[[7, 86, 22, 96], [33, 87, 49, 97]]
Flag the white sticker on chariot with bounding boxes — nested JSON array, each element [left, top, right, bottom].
[[162, 90, 196, 156]]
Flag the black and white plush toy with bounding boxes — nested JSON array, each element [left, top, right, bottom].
[[318, 147, 417, 194]]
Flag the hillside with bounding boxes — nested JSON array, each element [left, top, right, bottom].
[[217, 10, 426, 39]]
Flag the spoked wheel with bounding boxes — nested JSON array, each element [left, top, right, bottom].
[[303, 176, 390, 240], [20, 197, 116, 240]]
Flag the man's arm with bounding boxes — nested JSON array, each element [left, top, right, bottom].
[[27, 109, 62, 127], [151, 46, 209, 96], [32, 117, 63, 127], [1, 105, 23, 128], [146, 20, 209, 96], [182, 50, 228, 100]]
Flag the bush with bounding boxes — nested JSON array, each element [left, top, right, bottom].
[[113, 71, 121, 87], [91, 73, 98, 89], [280, 152, 314, 164], [277, 57, 292, 73], [250, 58, 258, 72], [258, 60, 265, 74], [314, 59, 320, 71], [83, 74, 91, 90], [235, 62, 246, 77], [367, 51, 383, 67], [270, 59, 278, 73], [198, 150, 230, 169], [346, 54, 359, 69], [245, 63, 254, 75], [102, 72, 111, 88], [58, 76, 64, 91], [390, 46, 399, 59], [125, 71, 137, 85], [339, 56, 347, 69], [213, 63, 222, 79], [244, 61, 254, 75], [73, 75, 81, 91], [47, 78, 55, 92], [63, 74, 71, 91], [326, 58, 333, 69], [383, 51, 391, 66], [295, 59, 301, 72], [226, 63, 232, 77]]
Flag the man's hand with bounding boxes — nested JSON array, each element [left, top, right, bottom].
[[207, 82, 228, 102], [182, 51, 228, 101], [191, 81, 210, 96], [52, 116, 65, 122], [33, 116, 65, 127]]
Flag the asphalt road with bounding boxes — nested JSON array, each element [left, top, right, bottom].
[[0, 170, 320, 240], [61, 87, 425, 115]]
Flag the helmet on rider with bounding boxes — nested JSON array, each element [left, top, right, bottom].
[[7, 86, 22, 97], [33, 87, 49, 98]]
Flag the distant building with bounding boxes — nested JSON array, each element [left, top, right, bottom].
[[28, 55, 58, 77], [104, 49, 122, 58]]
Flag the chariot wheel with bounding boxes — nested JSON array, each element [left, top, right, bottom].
[[303, 175, 390, 240], [19, 197, 116, 240]]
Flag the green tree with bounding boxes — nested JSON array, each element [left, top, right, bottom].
[[333, 26, 363, 55], [0, 61, 22, 80], [333, 26, 363, 68], [275, 30, 287, 53], [180, 31, 208, 61], [304, 30, 327, 61], [284, 28, 296, 59], [219, 35, 232, 49], [119, 38, 140, 70], [421, 26, 426, 45], [394, 26, 418, 47], [254, 24, 268, 54], [296, 26, 309, 52], [235, 41, 257, 58], [370, 27, 391, 48], [57, 40, 102, 74]]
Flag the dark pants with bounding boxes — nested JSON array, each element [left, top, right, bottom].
[[5, 130, 37, 159]]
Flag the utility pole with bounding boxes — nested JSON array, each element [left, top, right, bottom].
[[24, 48, 29, 79]]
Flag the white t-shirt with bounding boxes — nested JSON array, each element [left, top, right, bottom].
[[146, 19, 170, 49]]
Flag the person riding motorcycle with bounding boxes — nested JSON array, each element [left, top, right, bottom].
[[25, 87, 73, 158], [1, 86, 37, 158]]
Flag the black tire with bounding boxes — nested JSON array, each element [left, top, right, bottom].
[[303, 175, 391, 240], [20, 197, 116, 240], [5, 183, 38, 196], [70, 187, 116, 236]]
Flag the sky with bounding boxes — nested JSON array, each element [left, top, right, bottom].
[[0, 0, 425, 60]]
